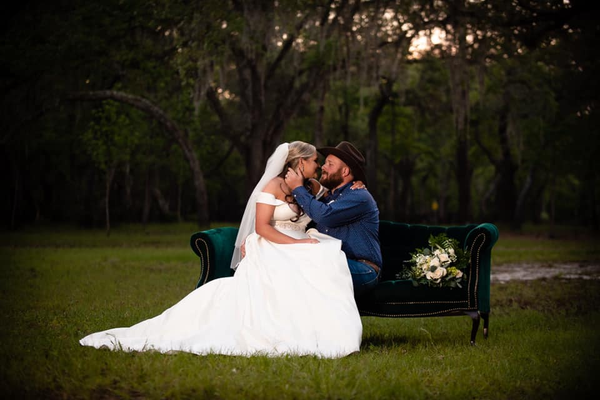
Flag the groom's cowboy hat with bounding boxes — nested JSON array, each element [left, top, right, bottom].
[[317, 141, 368, 185]]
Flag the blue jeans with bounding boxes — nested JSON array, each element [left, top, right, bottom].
[[346, 259, 380, 298]]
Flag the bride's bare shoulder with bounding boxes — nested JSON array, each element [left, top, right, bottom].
[[262, 177, 285, 196]]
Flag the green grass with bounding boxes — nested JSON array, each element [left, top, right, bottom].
[[0, 222, 213, 248], [1, 223, 599, 399], [492, 224, 599, 265]]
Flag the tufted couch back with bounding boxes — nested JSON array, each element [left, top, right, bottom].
[[378, 221, 479, 282]]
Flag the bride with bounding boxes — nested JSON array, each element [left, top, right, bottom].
[[80, 141, 362, 358]]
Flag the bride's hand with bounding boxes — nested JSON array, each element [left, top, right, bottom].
[[241, 239, 247, 258], [351, 180, 366, 190], [296, 238, 320, 244]]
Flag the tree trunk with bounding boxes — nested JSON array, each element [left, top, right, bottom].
[[176, 181, 182, 223], [438, 164, 452, 224], [105, 164, 116, 237], [10, 160, 19, 230], [513, 163, 536, 229], [339, 97, 350, 142], [590, 172, 599, 231], [151, 186, 172, 217], [579, 165, 599, 230], [142, 169, 151, 228], [243, 138, 270, 198], [590, 179, 599, 231], [367, 78, 394, 195], [386, 99, 398, 221], [549, 178, 556, 231], [531, 182, 547, 224], [314, 79, 328, 149], [480, 175, 500, 220], [386, 164, 397, 220], [367, 95, 383, 194], [494, 91, 519, 222], [455, 138, 471, 223], [448, 23, 472, 223], [83, 169, 97, 228], [67, 90, 210, 227], [452, 112, 472, 223], [124, 160, 132, 212], [398, 159, 415, 221]]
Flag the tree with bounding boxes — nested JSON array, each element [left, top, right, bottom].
[[68, 90, 210, 226], [202, 0, 361, 195], [82, 100, 141, 235], [2, 0, 598, 229], [470, 0, 599, 228]]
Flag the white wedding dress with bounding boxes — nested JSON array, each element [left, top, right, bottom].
[[80, 192, 362, 358]]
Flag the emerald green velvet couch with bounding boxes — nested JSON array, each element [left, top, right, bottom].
[[190, 221, 499, 344]]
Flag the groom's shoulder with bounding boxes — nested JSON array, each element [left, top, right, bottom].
[[348, 186, 376, 203], [356, 188, 380, 212]]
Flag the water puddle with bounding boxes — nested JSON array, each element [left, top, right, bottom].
[[492, 263, 600, 283]]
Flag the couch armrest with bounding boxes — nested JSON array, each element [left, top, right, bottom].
[[190, 227, 238, 288], [464, 223, 499, 313]]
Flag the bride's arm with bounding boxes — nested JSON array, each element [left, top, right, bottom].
[[255, 203, 318, 244], [256, 203, 297, 244], [308, 178, 328, 199]]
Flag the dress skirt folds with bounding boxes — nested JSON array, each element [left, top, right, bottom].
[[80, 220, 362, 358]]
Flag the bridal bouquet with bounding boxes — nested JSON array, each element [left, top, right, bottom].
[[406, 234, 469, 288]]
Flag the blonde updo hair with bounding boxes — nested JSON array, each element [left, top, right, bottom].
[[278, 141, 317, 178], [277, 141, 316, 221]]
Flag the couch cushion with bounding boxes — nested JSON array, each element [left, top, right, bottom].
[[357, 279, 474, 317]]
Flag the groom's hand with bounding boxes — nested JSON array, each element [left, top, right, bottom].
[[284, 167, 303, 190]]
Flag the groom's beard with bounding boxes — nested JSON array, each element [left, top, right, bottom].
[[319, 168, 344, 189]]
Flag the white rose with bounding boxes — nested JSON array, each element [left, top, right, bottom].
[[438, 253, 450, 265], [429, 257, 441, 268], [426, 267, 447, 281]]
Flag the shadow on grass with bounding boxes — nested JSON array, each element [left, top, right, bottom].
[[360, 333, 411, 350]]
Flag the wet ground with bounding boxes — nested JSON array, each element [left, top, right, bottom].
[[492, 262, 600, 283]]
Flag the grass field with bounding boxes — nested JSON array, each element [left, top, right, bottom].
[[1, 223, 599, 399]]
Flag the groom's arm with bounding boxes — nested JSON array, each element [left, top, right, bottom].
[[284, 166, 369, 227], [291, 186, 370, 227]]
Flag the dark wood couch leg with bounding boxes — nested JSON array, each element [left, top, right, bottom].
[[481, 312, 489, 339], [465, 311, 480, 345]]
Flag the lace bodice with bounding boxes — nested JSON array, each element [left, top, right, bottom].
[[256, 192, 310, 235]]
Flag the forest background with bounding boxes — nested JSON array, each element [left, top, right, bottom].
[[2, 0, 598, 233]]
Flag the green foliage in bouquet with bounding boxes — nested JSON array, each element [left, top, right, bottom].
[[404, 234, 469, 288]]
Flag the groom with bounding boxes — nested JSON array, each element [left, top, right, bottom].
[[285, 141, 382, 298]]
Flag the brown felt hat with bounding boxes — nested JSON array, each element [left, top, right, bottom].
[[317, 141, 368, 185]]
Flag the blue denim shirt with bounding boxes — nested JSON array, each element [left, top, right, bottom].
[[292, 182, 382, 268]]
